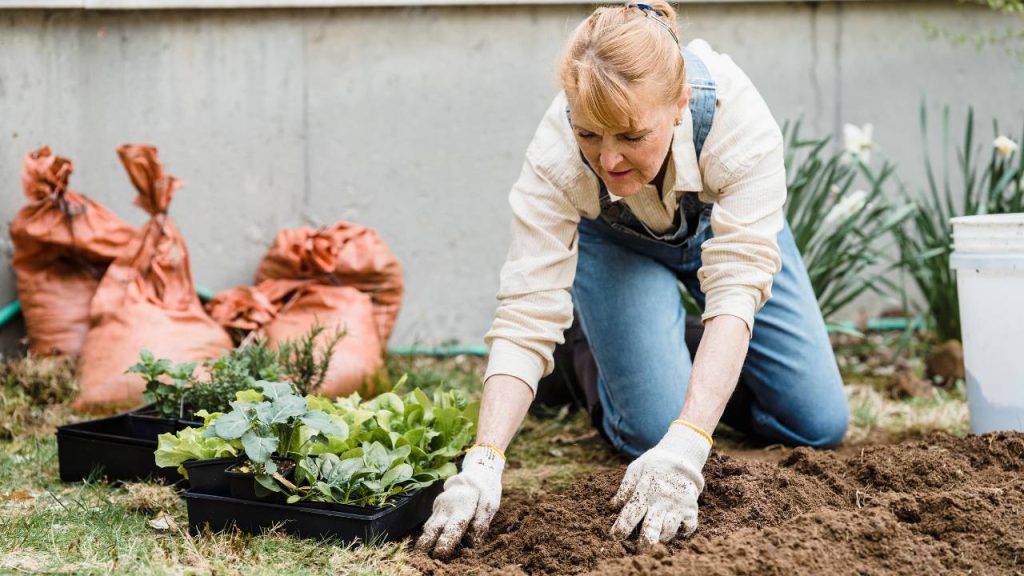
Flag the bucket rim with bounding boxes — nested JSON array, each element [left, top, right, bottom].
[[950, 213, 1024, 226]]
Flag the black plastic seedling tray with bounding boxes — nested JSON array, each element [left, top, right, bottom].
[[183, 480, 445, 543], [127, 404, 203, 441], [183, 456, 243, 495], [56, 413, 183, 483]]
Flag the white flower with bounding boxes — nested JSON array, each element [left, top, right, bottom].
[[994, 135, 1018, 159], [843, 123, 874, 165], [824, 189, 869, 227]]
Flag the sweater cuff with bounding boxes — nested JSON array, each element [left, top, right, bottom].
[[483, 339, 546, 396], [700, 286, 761, 336]]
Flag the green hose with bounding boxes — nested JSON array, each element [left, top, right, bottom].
[[0, 295, 923, 356], [0, 285, 216, 326], [0, 300, 21, 328], [0, 294, 489, 357]]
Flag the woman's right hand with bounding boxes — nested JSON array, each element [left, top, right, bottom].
[[416, 445, 506, 559]]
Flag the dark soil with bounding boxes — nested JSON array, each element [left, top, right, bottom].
[[410, 432, 1024, 575]]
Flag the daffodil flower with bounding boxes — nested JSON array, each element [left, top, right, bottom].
[[843, 123, 874, 165], [994, 135, 1019, 159], [824, 189, 868, 228]]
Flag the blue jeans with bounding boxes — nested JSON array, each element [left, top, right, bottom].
[[571, 211, 848, 459]]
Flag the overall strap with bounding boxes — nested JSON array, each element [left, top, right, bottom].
[[681, 45, 716, 161]]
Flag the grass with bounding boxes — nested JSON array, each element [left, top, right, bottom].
[[845, 380, 969, 444], [833, 330, 969, 443], [0, 338, 970, 574], [0, 436, 412, 575]]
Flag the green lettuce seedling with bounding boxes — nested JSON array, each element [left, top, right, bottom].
[[283, 383, 478, 507], [154, 410, 241, 477]]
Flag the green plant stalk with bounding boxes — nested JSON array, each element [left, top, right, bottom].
[[894, 105, 1024, 341], [783, 120, 913, 321]]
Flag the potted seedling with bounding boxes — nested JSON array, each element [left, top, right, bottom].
[[274, 322, 344, 396], [57, 338, 290, 485], [182, 381, 478, 543], [280, 387, 474, 509], [201, 380, 343, 501], [126, 352, 201, 438], [56, 352, 202, 484], [147, 330, 339, 490]]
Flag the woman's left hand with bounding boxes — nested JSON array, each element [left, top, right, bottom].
[[609, 422, 712, 548]]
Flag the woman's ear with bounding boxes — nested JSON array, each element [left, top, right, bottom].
[[676, 85, 691, 120]]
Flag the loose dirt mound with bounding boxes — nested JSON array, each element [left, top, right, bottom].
[[411, 432, 1024, 575]]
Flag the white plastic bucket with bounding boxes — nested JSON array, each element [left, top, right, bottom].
[[949, 213, 1024, 433]]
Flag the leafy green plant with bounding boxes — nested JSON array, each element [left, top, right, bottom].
[[922, 0, 1024, 62], [783, 121, 915, 325], [126, 351, 196, 418], [283, 383, 477, 507], [127, 338, 292, 420], [276, 322, 345, 396], [185, 339, 285, 415], [202, 381, 343, 488], [291, 444, 423, 507], [154, 410, 241, 477], [893, 105, 1024, 341], [239, 336, 287, 381]]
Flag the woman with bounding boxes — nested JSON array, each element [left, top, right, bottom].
[[418, 1, 848, 558]]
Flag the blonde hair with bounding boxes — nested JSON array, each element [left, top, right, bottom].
[[559, 1, 685, 131]]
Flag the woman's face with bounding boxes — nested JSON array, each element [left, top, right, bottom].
[[569, 82, 687, 198]]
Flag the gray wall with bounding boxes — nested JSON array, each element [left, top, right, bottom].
[[1, 1, 1022, 351]]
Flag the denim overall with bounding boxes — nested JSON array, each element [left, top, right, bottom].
[[567, 46, 849, 458]]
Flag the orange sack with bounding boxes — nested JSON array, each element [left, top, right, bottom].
[[9, 147, 135, 356], [206, 279, 382, 397], [73, 144, 232, 411], [204, 281, 286, 336], [254, 222, 403, 346]]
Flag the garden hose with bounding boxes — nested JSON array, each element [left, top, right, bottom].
[[0, 296, 919, 357]]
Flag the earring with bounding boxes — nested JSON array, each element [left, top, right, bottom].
[[674, 119, 682, 126]]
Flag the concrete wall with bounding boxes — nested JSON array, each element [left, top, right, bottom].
[[1, 1, 1022, 352]]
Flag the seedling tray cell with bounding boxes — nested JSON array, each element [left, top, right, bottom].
[[183, 456, 242, 495], [56, 413, 182, 484], [183, 481, 444, 543]]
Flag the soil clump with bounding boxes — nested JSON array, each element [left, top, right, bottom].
[[410, 432, 1024, 575]]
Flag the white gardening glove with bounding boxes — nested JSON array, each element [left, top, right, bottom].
[[610, 420, 712, 548], [416, 444, 505, 559]]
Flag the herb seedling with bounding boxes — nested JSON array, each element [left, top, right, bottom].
[[186, 339, 285, 415], [127, 351, 196, 418], [276, 321, 345, 396]]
